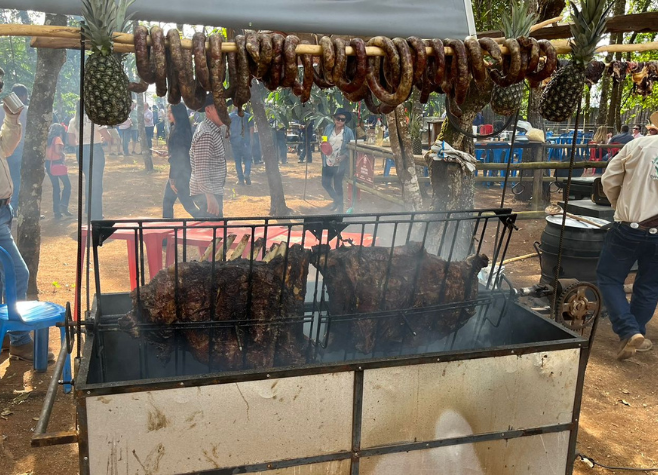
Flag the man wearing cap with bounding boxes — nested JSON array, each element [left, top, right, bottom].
[[597, 111, 658, 360], [320, 108, 354, 213], [189, 95, 227, 217]]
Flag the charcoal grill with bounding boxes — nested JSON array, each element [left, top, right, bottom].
[[34, 209, 596, 475]]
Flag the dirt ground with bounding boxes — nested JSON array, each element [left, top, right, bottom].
[[0, 144, 657, 474]]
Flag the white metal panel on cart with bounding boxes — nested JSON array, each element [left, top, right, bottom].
[[86, 372, 354, 474], [359, 431, 570, 475], [360, 349, 580, 448]]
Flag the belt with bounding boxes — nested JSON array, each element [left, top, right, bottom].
[[0, 198, 10, 207], [620, 221, 658, 234]]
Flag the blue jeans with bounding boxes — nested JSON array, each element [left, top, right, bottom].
[[232, 143, 252, 183], [118, 128, 131, 155], [597, 223, 658, 340], [0, 205, 30, 345]]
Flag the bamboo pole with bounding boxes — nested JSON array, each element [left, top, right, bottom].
[[6, 23, 658, 57], [530, 16, 564, 32]]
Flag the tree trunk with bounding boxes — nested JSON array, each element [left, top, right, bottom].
[[428, 80, 492, 259], [250, 81, 291, 215], [386, 105, 424, 211], [596, 53, 613, 126], [606, 0, 627, 132], [135, 92, 153, 171], [16, 13, 67, 298]]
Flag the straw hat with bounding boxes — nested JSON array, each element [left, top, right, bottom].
[[647, 112, 658, 132]]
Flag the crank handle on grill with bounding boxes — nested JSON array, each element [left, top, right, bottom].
[[31, 337, 78, 448]]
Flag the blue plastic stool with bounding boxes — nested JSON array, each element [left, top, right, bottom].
[[0, 246, 71, 391]]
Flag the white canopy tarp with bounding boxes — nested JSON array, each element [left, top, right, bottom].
[[1, 0, 476, 39]]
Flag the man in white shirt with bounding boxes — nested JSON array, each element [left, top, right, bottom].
[[632, 125, 643, 139], [597, 111, 658, 360]]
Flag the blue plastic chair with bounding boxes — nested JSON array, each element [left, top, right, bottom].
[[0, 246, 71, 391], [384, 157, 395, 177]]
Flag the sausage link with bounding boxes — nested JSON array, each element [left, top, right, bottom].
[[419, 66, 433, 103], [319, 36, 335, 83], [225, 51, 238, 100], [208, 34, 231, 126], [518, 36, 540, 76], [294, 41, 314, 103], [182, 46, 205, 110], [343, 82, 369, 103], [263, 33, 284, 91], [244, 31, 260, 78], [335, 38, 367, 94], [134, 25, 155, 84], [331, 38, 347, 86], [445, 39, 469, 104], [282, 35, 300, 88], [192, 32, 210, 91], [364, 90, 395, 114], [151, 26, 167, 97], [427, 39, 445, 89], [406, 36, 427, 86], [498, 38, 522, 87], [234, 35, 252, 113], [464, 37, 486, 84], [526, 40, 557, 86], [255, 33, 273, 79], [313, 37, 334, 88], [478, 37, 502, 67], [165, 46, 181, 104], [166, 30, 185, 104], [128, 79, 149, 93]]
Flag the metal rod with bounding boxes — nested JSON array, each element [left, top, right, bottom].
[[75, 34, 85, 360], [32, 341, 72, 443]]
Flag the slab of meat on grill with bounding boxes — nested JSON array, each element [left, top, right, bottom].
[[119, 244, 311, 370], [314, 242, 488, 354]]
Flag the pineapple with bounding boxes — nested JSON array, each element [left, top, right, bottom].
[[81, 0, 134, 126], [539, 0, 612, 122], [490, 2, 537, 116]]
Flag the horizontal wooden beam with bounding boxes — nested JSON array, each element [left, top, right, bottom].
[[479, 12, 658, 41]]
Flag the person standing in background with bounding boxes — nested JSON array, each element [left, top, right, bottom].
[[117, 114, 131, 156], [320, 108, 354, 213], [69, 101, 111, 220], [228, 105, 253, 185], [44, 123, 72, 220], [0, 84, 29, 216], [251, 120, 262, 165], [189, 95, 227, 217], [161, 103, 201, 218], [129, 101, 139, 154], [632, 124, 643, 139], [144, 103, 154, 151]]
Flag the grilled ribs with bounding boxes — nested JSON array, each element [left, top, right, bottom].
[[314, 242, 488, 353], [120, 244, 311, 369]]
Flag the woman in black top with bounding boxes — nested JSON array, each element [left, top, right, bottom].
[[162, 103, 202, 218]]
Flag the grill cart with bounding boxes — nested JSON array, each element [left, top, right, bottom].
[[35, 210, 597, 475]]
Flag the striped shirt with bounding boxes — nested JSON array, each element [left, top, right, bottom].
[[190, 119, 227, 196]]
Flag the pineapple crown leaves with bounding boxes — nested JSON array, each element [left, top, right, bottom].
[[81, 0, 136, 55], [500, 2, 538, 38], [567, 0, 614, 65]]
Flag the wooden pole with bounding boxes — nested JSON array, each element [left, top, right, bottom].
[[4, 23, 658, 56]]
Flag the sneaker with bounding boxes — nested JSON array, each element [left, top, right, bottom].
[[235, 180, 245, 186], [9, 342, 55, 363], [637, 338, 653, 352], [617, 333, 645, 361], [61, 208, 73, 217], [245, 176, 251, 185]]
